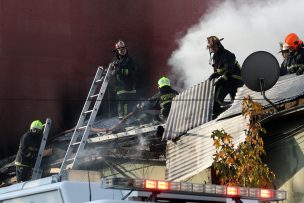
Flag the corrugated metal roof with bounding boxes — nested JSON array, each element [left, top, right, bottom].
[[165, 115, 248, 181], [217, 74, 304, 120], [163, 80, 215, 140]]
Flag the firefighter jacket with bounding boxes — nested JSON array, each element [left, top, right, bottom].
[[112, 54, 136, 95], [144, 86, 178, 121], [286, 47, 304, 75], [280, 58, 288, 76], [15, 131, 42, 167], [212, 48, 242, 82]]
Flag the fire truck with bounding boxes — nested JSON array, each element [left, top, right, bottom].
[[0, 173, 287, 203]]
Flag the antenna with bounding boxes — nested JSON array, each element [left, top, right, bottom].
[[241, 51, 280, 111]]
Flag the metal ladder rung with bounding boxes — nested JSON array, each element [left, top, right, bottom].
[[83, 110, 93, 115], [66, 158, 75, 162], [77, 126, 88, 131], [95, 79, 103, 83], [72, 142, 81, 146], [90, 94, 99, 99]]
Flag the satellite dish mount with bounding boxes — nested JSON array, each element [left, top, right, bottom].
[[259, 78, 278, 111]]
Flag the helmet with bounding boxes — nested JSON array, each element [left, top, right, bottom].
[[207, 36, 224, 49], [158, 77, 170, 88], [30, 120, 43, 131], [284, 33, 302, 50], [114, 40, 127, 50]]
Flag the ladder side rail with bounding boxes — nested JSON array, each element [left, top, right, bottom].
[[70, 65, 113, 168], [31, 118, 52, 180], [74, 66, 104, 129], [59, 67, 104, 173]]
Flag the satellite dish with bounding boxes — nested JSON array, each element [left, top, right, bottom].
[[241, 51, 280, 92]]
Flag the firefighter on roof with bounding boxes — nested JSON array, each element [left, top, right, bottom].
[[112, 40, 137, 119], [283, 33, 304, 76], [15, 120, 43, 182], [206, 36, 243, 119], [278, 42, 289, 76], [137, 76, 178, 123]]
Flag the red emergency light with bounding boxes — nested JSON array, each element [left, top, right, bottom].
[[227, 186, 239, 196], [260, 189, 273, 198], [144, 180, 169, 190]]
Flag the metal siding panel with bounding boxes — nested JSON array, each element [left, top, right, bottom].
[[166, 115, 247, 181], [163, 80, 214, 140]]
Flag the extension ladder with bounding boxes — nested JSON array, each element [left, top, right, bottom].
[[59, 65, 113, 174], [31, 118, 52, 180]]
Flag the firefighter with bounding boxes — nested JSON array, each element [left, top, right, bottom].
[[283, 33, 304, 75], [278, 42, 289, 76], [206, 36, 243, 119], [137, 76, 178, 123], [112, 40, 137, 119], [15, 120, 43, 182]]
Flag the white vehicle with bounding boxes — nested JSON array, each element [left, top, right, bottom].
[[0, 173, 287, 203]]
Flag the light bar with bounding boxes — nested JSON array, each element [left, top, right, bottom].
[[101, 177, 287, 201]]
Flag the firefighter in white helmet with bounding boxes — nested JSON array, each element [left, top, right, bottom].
[[278, 42, 289, 76], [112, 40, 137, 119]]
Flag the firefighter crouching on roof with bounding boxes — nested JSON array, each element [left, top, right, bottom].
[[137, 77, 178, 124], [112, 40, 137, 120], [206, 36, 243, 119], [15, 120, 44, 182], [283, 33, 304, 75]]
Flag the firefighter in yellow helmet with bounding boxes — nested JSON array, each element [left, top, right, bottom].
[[15, 120, 44, 182], [137, 77, 178, 123]]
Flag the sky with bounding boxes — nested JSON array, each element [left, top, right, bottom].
[[168, 0, 304, 88]]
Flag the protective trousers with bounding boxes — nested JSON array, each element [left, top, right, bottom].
[[117, 92, 136, 119], [213, 80, 242, 119]]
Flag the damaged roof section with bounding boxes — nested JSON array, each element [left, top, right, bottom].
[[163, 80, 215, 140], [218, 74, 304, 120]]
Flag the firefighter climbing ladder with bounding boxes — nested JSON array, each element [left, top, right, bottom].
[[59, 65, 113, 174], [32, 118, 52, 180]]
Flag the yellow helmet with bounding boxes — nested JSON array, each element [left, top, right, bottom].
[[158, 77, 170, 88], [30, 120, 43, 131]]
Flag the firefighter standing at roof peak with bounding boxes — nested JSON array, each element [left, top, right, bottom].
[[112, 40, 137, 120], [283, 33, 304, 76], [206, 36, 243, 119], [15, 120, 44, 182]]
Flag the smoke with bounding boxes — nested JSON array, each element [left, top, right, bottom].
[[168, 0, 304, 88]]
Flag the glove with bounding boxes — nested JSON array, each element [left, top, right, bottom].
[[213, 76, 226, 86], [136, 102, 145, 109], [208, 72, 220, 81], [296, 68, 304, 76]]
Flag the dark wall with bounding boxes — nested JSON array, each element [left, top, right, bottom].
[[0, 0, 209, 158]]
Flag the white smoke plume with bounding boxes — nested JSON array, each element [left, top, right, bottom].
[[169, 0, 304, 88]]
